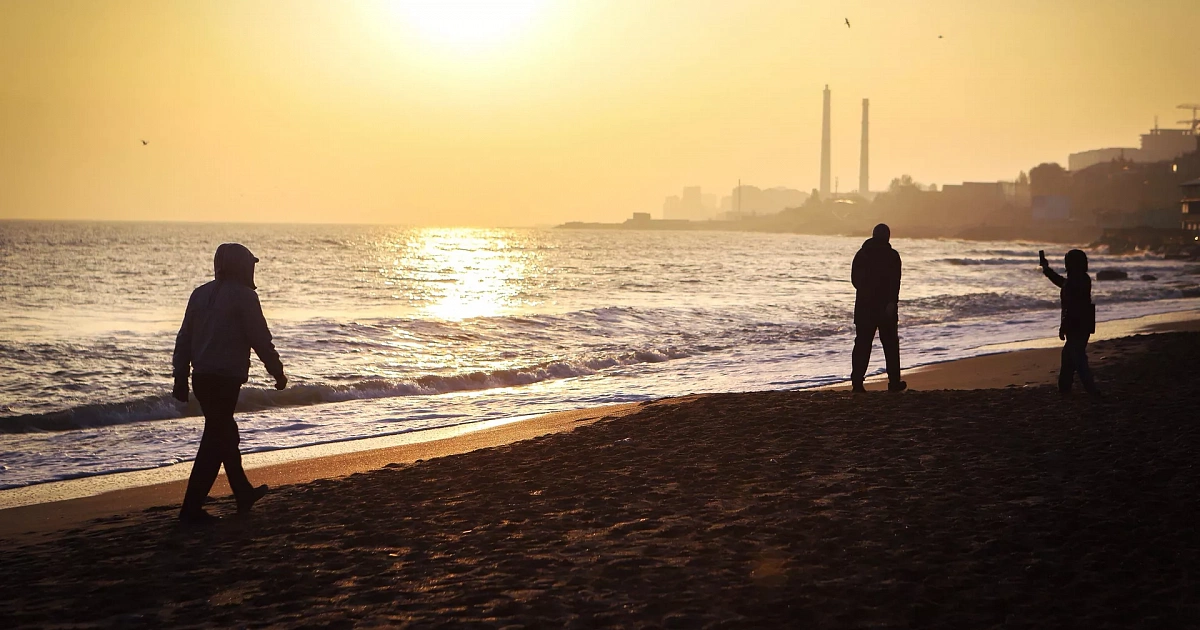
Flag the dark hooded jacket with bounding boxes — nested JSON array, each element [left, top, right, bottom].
[[1043, 252, 1094, 336], [173, 243, 284, 383], [851, 236, 902, 317]]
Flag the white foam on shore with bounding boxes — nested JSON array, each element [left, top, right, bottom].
[[4, 308, 1198, 512], [975, 308, 1200, 352]]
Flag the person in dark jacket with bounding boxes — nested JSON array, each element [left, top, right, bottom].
[[1040, 249, 1099, 395], [173, 243, 287, 523], [850, 224, 906, 392]]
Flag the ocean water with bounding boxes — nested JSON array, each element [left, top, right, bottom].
[[2, 221, 1198, 489]]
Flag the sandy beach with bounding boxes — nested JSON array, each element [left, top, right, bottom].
[[6, 1, 1200, 627], [3, 325, 1200, 627]]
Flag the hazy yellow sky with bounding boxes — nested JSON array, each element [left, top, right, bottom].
[[1, 0, 1196, 225]]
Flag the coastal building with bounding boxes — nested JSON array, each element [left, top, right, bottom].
[[1183, 178, 1200, 234], [1068, 123, 1198, 171], [1032, 195, 1071, 221], [1141, 127, 1197, 163], [940, 182, 1002, 210], [1069, 148, 1135, 172], [718, 185, 807, 218], [681, 186, 704, 218], [1095, 207, 1183, 230], [663, 186, 712, 220], [662, 195, 680, 219]]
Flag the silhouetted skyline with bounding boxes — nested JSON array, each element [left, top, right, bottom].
[[1, 0, 1197, 225]]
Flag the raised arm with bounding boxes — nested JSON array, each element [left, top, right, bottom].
[[1043, 264, 1065, 288]]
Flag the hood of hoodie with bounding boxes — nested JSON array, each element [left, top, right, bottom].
[[861, 236, 892, 251], [1064, 248, 1088, 275], [213, 243, 259, 290]]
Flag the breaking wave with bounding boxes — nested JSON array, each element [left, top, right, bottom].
[[0, 347, 693, 433], [941, 257, 1032, 266]]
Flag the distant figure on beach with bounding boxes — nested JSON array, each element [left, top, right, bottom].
[[173, 243, 287, 523], [1039, 249, 1099, 395], [851, 223, 906, 393]]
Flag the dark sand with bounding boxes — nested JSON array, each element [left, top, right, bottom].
[[3, 332, 1199, 628], [0, 404, 643, 539]]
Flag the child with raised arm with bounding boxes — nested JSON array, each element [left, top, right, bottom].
[[1039, 249, 1099, 395]]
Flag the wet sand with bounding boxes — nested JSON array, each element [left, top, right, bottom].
[[6, 309, 1195, 535], [2, 329, 1199, 628], [0, 405, 644, 538], [0, 344, 1068, 540]]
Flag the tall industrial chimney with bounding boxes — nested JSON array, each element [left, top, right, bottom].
[[859, 98, 869, 194], [820, 85, 831, 197]]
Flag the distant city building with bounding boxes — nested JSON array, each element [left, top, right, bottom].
[[1032, 195, 1071, 221], [717, 185, 808, 218], [764, 187, 807, 212], [1094, 207, 1182, 230], [663, 186, 712, 220], [1069, 124, 1198, 171], [1183, 178, 1200, 234], [1140, 128, 1197, 163], [681, 186, 704, 218], [662, 195, 681, 219], [1069, 148, 1136, 172], [940, 181, 1027, 221]]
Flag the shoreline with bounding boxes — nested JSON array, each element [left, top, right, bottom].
[[0, 404, 643, 540], [6, 327, 1199, 626], [841, 307, 1200, 391], [2, 308, 1197, 541]]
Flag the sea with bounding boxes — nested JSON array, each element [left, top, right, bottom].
[[2, 221, 1198, 490]]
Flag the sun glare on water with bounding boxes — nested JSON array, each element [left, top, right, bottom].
[[403, 229, 530, 321], [387, 0, 549, 51]]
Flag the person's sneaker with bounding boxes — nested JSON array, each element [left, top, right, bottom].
[[888, 380, 908, 392], [851, 382, 867, 393], [237, 484, 269, 514], [179, 509, 220, 525]]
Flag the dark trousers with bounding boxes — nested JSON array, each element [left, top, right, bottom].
[[851, 310, 901, 385], [1060, 333, 1098, 394], [181, 373, 253, 515]]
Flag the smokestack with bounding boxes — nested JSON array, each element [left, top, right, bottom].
[[820, 85, 831, 197], [859, 98, 869, 194]]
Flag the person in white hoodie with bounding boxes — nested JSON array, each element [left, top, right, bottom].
[[173, 243, 287, 523]]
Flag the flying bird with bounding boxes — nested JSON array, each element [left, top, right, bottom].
[[845, 18, 850, 28], [141, 140, 148, 146], [938, 35, 944, 39]]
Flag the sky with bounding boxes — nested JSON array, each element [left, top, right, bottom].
[[1, 0, 1197, 226]]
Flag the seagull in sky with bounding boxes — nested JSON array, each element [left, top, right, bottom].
[[845, 18, 850, 28], [141, 140, 148, 146]]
